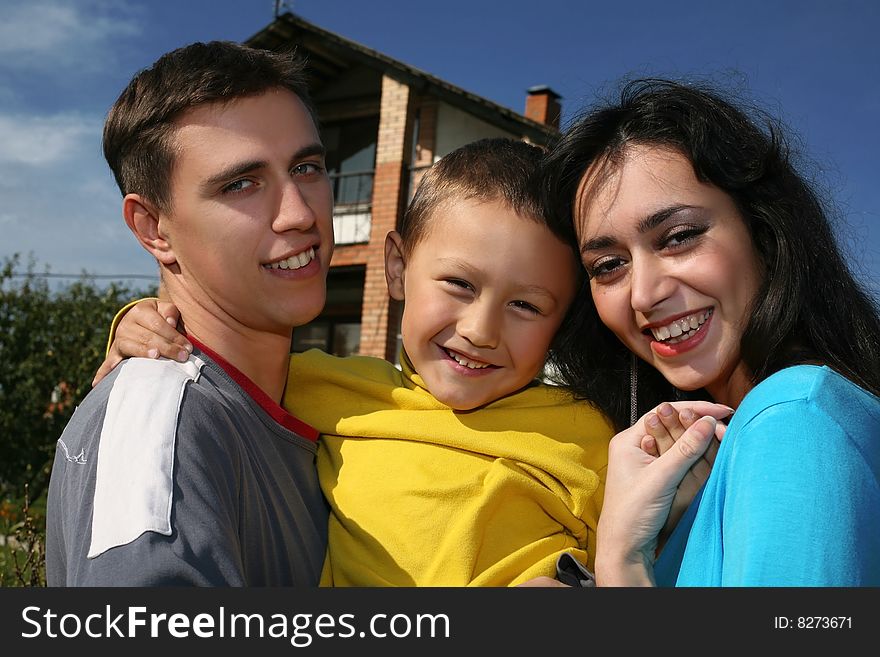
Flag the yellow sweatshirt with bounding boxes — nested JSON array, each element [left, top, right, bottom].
[[107, 303, 613, 586], [285, 349, 613, 587]]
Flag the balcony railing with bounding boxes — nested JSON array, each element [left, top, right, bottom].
[[329, 170, 374, 209], [331, 170, 374, 245]]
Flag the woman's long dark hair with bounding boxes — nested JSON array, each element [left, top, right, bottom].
[[543, 78, 880, 431]]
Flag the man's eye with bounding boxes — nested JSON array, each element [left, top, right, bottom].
[[222, 179, 255, 194], [292, 162, 323, 176]]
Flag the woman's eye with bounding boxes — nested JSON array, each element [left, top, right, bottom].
[[222, 178, 255, 194], [662, 225, 707, 249], [587, 256, 625, 281]]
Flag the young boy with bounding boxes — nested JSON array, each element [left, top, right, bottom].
[[103, 138, 615, 586], [46, 41, 333, 586]]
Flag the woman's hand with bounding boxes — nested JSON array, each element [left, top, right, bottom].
[[640, 402, 729, 547], [595, 404, 726, 586], [92, 299, 190, 387]]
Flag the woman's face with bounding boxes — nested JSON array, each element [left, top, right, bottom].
[[574, 144, 763, 406]]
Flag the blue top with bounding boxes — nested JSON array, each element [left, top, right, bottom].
[[655, 365, 880, 586]]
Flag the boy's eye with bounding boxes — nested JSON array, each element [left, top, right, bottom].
[[510, 300, 540, 315], [444, 278, 474, 292], [222, 178, 255, 194]]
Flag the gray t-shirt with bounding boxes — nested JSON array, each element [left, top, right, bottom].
[[46, 350, 328, 586]]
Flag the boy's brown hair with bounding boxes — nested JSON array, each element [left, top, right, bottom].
[[399, 137, 577, 254], [103, 40, 315, 213]]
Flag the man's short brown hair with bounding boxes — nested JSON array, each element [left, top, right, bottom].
[[103, 40, 315, 212]]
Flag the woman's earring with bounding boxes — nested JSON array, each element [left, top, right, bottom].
[[629, 352, 639, 427]]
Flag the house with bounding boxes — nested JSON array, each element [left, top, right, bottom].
[[246, 12, 562, 362]]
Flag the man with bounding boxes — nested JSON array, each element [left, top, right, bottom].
[[46, 41, 333, 585]]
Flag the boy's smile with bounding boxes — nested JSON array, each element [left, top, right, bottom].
[[388, 197, 579, 411]]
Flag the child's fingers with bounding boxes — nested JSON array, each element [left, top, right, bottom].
[[136, 326, 190, 362], [669, 400, 734, 421], [656, 417, 721, 550], [681, 439, 716, 490], [655, 416, 717, 484], [131, 307, 191, 352], [157, 300, 182, 327], [121, 332, 186, 363], [123, 306, 191, 359], [92, 353, 123, 388], [640, 434, 659, 458], [645, 411, 675, 455], [656, 402, 687, 442]]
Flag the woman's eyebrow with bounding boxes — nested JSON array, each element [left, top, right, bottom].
[[637, 204, 698, 233], [581, 204, 699, 254]]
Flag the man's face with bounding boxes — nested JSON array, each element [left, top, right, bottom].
[[160, 89, 334, 336]]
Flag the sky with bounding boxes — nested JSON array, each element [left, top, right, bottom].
[[2, 0, 878, 296]]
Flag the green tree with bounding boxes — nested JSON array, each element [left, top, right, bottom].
[[0, 254, 156, 499]]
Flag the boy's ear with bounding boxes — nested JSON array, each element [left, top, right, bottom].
[[122, 194, 177, 266], [384, 231, 406, 301]]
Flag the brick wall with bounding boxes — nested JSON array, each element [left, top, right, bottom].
[[357, 75, 414, 360]]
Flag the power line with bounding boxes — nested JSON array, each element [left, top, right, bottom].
[[7, 271, 158, 281]]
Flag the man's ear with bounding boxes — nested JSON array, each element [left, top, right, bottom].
[[122, 194, 176, 266], [384, 231, 406, 301]]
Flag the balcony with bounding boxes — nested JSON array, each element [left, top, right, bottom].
[[331, 170, 373, 245]]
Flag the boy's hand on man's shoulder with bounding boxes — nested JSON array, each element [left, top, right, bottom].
[[93, 299, 191, 387]]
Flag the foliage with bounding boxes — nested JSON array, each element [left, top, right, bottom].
[[0, 485, 46, 586], [0, 254, 156, 500]]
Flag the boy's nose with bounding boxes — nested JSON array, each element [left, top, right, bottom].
[[458, 302, 500, 349]]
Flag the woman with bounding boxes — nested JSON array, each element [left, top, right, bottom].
[[544, 78, 880, 586]]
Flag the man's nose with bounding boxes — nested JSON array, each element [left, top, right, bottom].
[[272, 181, 317, 233]]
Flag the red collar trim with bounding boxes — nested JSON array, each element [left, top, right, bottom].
[[187, 336, 318, 442]]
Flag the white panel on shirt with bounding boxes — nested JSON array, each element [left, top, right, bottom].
[[88, 355, 205, 559]]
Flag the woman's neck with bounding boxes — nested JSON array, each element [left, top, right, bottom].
[[705, 361, 754, 408]]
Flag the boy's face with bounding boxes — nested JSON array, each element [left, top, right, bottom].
[[158, 89, 334, 335], [390, 198, 579, 410]]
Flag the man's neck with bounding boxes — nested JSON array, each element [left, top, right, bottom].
[[169, 293, 292, 404], [190, 323, 291, 404]]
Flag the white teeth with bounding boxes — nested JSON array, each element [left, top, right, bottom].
[[447, 349, 490, 369], [650, 309, 713, 343], [264, 247, 315, 271]]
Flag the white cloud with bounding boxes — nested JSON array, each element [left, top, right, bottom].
[[0, 0, 140, 70], [0, 113, 98, 166], [0, 107, 155, 279]]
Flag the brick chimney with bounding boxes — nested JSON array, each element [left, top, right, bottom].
[[524, 85, 561, 131]]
